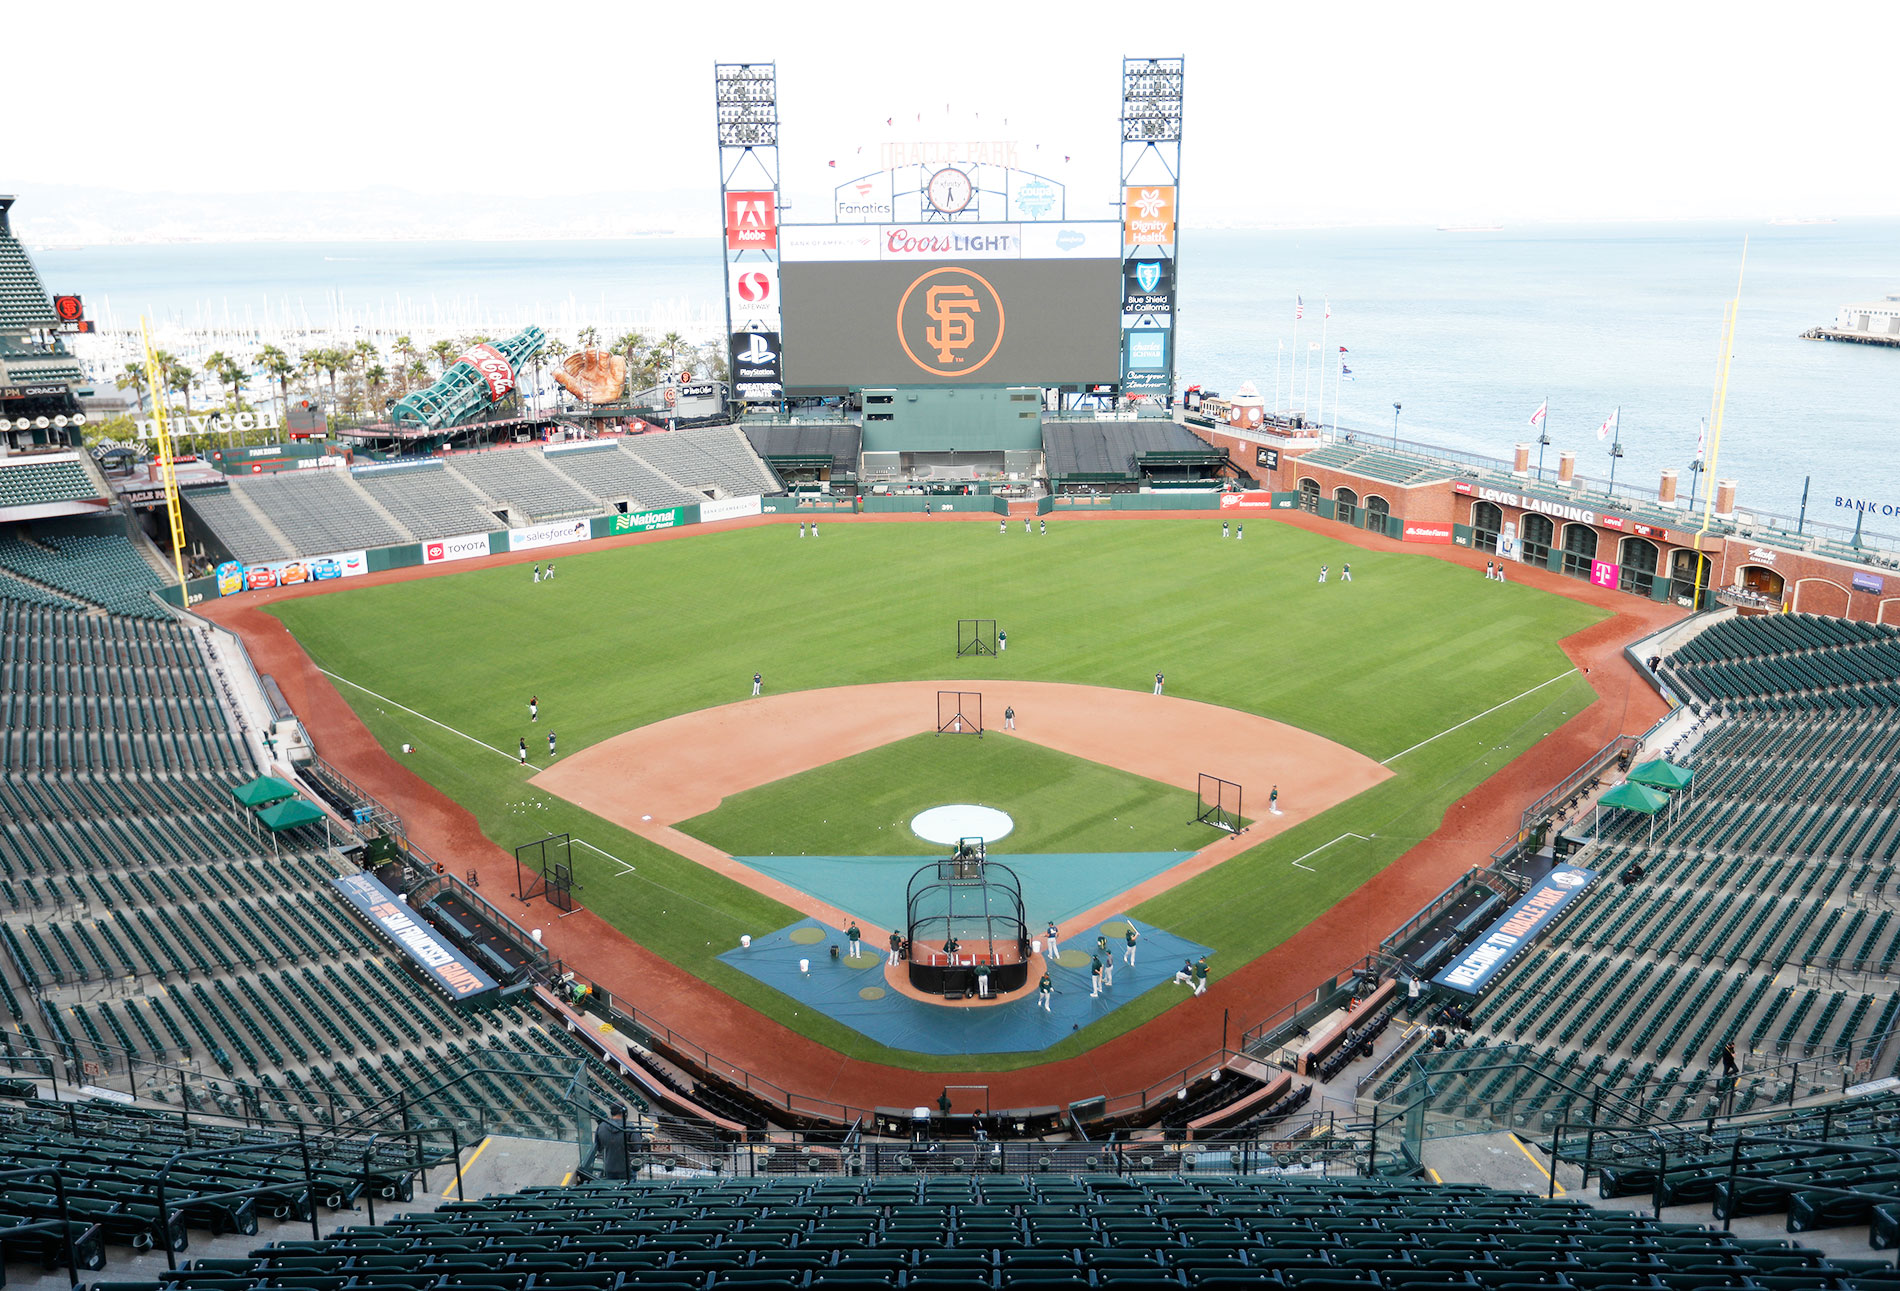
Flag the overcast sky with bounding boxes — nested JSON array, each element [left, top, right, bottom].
[[12, 0, 1896, 227]]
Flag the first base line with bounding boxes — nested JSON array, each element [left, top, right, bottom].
[[1380, 669, 1578, 766], [1291, 832, 1373, 872]]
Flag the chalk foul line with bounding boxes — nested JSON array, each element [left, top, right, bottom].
[[1291, 832, 1373, 872], [318, 667, 537, 768], [1381, 669, 1579, 766], [577, 838, 637, 877]]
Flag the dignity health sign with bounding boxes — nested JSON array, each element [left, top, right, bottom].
[[1431, 866, 1596, 995]]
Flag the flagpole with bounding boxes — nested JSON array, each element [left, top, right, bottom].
[[1290, 300, 1301, 422], [1607, 406, 1623, 496], [1317, 302, 1328, 428], [1332, 351, 1342, 434], [1536, 395, 1550, 481], [1276, 339, 1284, 420]]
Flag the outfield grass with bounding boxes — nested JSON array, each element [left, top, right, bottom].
[[271, 517, 1603, 1067], [681, 731, 1213, 858]]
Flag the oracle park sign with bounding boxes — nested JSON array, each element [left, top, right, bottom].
[[1431, 865, 1596, 995]]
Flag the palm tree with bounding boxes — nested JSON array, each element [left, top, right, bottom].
[[393, 335, 418, 394], [405, 358, 429, 392], [256, 345, 294, 420], [349, 339, 379, 414], [161, 352, 194, 416], [430, 339, 456, 374], [316, 348, 349, 412], [300, 350, 327, 408], [614, 331, 646, 402], [660, 331, 687, 377], [576, 326, 600, 353], [120, 362, 148, 414], [203, 350, 230, 406], [218, 357, 248, 418], [364, 364, 389, 416]]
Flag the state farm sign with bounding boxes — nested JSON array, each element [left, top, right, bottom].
[[1403, 522, 1453, 544], [422, 533, 490, 564]]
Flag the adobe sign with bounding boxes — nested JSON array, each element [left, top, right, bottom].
[[726, 191, 778, 250]]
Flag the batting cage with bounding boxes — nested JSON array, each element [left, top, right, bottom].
[[936, 690, 984, 737], [904, 839, 1030, 998], [1195, 773, 1244, 834], [956, 619, 998, 657], [516, 833, 579, 913]]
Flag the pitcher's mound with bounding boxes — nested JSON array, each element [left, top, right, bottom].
[[911, 804, 1014, 844]]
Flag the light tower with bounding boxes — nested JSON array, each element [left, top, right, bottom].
[[715, 63, 784, 410], [1118, 57, 1184, 405]]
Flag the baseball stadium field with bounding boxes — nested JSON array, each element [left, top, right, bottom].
[[260, 515, 1602, 1071]]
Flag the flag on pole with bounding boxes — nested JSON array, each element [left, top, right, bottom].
[[1339, 346, 1349, 354], [1597, 408, 1619, 441], [1309, 342, 1321, 351], [1296, 297, 1304, 320], [1324, 300, 1332, 320], [1528, 399, 1548, 427], [1340, 363, 1354, 380], [1695, 417, 1707, 463]]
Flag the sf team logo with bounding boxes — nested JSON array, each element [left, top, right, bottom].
[[896, 266, 1006, 378]]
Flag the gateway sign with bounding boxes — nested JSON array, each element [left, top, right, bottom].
[[1475, 486, 1605, 527], [1432, 866, 1596, 995]]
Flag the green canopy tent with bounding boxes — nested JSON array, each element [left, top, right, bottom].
[[256, 797, 330, 851], [1627, 758, 1696, 825], [1596, 780, 1671, 845], [231, 775, 297, 808]]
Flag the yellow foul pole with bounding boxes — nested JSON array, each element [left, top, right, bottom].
[[139, 318, 189, 591], [1693, 239, 1748, 608]]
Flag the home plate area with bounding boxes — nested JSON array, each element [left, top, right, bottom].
[[720, 913, 1213, 1056]]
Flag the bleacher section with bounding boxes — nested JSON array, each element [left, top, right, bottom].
[[447, 449, 599, 521], [185, 488, 293, 564], [1562, 1087, 1900, 1236], [0, 455, 100, 508], [1291, 443, 1458, 488], [543, 443, 705, 511], [0, 515, 167, 617], [0, 603, 246, 774], [355, 466, 503, 541], [1662, 612, 1900, 713], [1043, 421, 1216, 482], [1390, 612, 1900, 1135], [230, 471, 408, 556], [0, 598, 659, 1157], [188, 433, 785, 565], [0, 204, 60, 330], [80, 1175, 1900, 1290], [625, 426, 780, 499]]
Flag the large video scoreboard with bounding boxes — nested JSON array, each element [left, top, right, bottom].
[[768, 221, 1123, 394]]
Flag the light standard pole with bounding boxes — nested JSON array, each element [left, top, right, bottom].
[[1391, 403, 1401, 449], [1537, 429, 1552, 481]]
